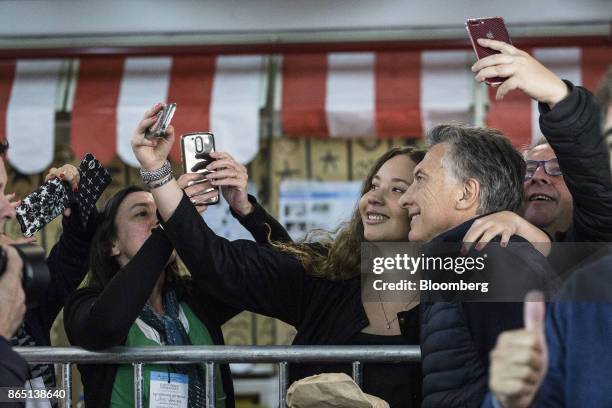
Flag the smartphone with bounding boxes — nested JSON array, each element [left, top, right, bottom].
[[145, 103, 176, 139], [466, 17, 512, 86], [75, 153, 112, 227], [180, 132, 219, 205], [16, 178, 73, 237]]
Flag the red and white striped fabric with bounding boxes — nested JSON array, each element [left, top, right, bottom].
[[0, 55, 264, 172], [0, 46, 610, 174], [282, 47, 611, 145], [0, 60, 63, 174], [72, 54, 265, 167], [281, 50, 474, 139]]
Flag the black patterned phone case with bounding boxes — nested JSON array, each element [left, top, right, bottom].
[[16, 178, 73, 237], [76, 153, 112, 227]]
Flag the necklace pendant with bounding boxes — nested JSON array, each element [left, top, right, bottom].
[[386, 323, 391, 329]]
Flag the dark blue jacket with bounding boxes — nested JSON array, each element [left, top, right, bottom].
[[537, 253, 612, 406], [420, 217, 554, 408], [482, 251, 612, 408]]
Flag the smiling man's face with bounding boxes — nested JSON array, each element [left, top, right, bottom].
[[522, 144, 573, 237], [400, 143, 473, 243]]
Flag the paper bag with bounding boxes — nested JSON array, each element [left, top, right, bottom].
[[286, 373, 390, 408]]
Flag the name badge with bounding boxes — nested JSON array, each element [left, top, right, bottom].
[[25, 376, 52, 408], [149, 371, 188, 408]]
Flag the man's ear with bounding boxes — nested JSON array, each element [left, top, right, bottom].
[[455, 178, 480, 211], [110, 241, 120, 257]]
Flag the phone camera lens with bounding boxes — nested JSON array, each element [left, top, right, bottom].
[[195, 137, 204, 153]]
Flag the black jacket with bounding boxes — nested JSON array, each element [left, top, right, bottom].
[[162, 194, 422, 408], [10, 208, 95, 390], [64, 197, 281, 408], [24, 210, 95, 341], [539, 81, 612, 244], [420, 218, 555, 408], [539, 82, 612, 278]]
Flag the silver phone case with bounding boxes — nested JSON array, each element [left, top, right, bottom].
[[145, 103, 176, 139], [180, 132, 219, 205]]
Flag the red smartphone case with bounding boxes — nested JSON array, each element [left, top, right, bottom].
[[466, 17, 512, 85]]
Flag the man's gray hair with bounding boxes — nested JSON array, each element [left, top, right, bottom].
[[427, 124, 525, 214]]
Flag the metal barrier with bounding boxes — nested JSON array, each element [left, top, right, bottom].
[[16, 345, 421, 408]]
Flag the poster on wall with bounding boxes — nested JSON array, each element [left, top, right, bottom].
[[279, 180, 362, 241], [203, 183, 258, 241]]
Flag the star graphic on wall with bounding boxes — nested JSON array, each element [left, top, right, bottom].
[[275, 160, 300, 179], [320, 151, 339, 172]]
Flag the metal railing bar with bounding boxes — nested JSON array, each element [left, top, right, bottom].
[[15, 345, 420, 364]]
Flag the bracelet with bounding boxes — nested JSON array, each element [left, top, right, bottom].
[[140, 161, 172, 184], [148, 173, 174, 189]]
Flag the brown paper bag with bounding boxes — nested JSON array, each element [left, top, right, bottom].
[[286, 373, 390, 408]]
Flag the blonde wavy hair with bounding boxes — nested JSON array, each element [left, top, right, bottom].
[[273, 146, 425, 281]]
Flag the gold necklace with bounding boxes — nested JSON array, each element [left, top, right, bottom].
[[377, 291, 418, 330]]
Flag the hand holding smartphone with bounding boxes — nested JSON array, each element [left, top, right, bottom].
[[466, 17, 512, 86], [180, 132, 219, 205], [16, 178, 73, 237], [15, 154, 112, 237], [145, 103, 176, 139]]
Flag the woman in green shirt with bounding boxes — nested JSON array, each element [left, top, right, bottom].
[[64, 182, 281, 408]]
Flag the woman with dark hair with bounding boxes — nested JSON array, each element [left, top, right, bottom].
[[130, 103, 551, 407], [63, 176, 284, 408]]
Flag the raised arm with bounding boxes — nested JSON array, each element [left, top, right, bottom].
[[473, 39, 612, 242], [538, 84, 612, 242], [63, 228, 172, 350], [41, 164, 97, 331], [131, 105, 306, 326]]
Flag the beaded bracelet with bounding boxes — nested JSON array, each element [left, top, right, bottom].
[[140, 160, 172, 184], [149, 173, 174, 189]]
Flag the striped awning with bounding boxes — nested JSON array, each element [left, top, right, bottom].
[[281, 47, 611, 145], [0, 45, 610, 174], [0, 55, 266, 173]]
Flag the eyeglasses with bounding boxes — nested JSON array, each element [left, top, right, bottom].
[[524, 159, 562, 180]]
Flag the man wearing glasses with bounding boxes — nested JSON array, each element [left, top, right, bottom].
[[522, 144, 572, 241], [519, 87, 612, 246]]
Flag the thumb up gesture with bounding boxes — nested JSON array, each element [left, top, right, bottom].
[[489, 291, 548, 408]]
